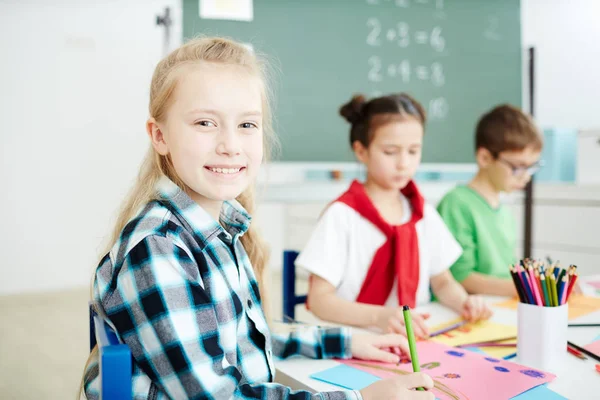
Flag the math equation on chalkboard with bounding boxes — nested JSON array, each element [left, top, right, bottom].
[[365, 0, 448, 121]]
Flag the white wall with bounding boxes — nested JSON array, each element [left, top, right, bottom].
[[0, 0, 182, 294], [521, 0, 600, 130]]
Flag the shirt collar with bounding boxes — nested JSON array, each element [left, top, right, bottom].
[[156, 176, 251, 242]]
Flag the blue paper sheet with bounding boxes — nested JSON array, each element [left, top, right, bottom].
[[511, 384, 567, 400], [310, 364, 379, 390]]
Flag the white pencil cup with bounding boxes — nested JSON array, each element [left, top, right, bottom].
[[517, 302, 568, 373]]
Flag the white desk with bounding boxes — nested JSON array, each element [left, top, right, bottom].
[[274, 292, 600, 399]]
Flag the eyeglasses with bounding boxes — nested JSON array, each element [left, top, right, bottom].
[[497, 158, 544, 177]]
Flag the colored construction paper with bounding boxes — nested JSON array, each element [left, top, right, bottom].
[[584, 338, 600, 358], [511, 384, 567, 399], [429, 318, 517, 358], [310, 364, 379, 390], [332, 341, 555, 400]]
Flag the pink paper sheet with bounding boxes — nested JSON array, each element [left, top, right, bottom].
[[339, 341, 555, 400], [587, 281, 600, 289], [584, 339, 600, 358]]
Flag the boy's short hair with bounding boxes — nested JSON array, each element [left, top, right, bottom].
[[475, 104, 543, 156]]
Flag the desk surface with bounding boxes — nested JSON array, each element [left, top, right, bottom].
[[274, 290, 600, 399]]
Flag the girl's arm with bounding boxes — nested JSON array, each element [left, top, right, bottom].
[[106, 235, 360, 400], [308, 275, 430, 338], [460, 272, 517, 297], [430, 270, 493, 321]]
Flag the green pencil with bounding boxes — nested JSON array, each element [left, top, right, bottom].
[[551, 275, 559, 307], [540, 273, 550, 307], [402, 305, 424, 391], [547, 271, 555, 306]]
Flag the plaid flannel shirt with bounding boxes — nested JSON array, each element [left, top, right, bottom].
[[84, 177, 362, 400]]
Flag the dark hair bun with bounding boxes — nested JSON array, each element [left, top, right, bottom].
[[339, 94, 366, 124]]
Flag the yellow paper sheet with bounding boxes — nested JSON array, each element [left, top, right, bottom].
[[476, 344, 516, 358], [429, 318, 517, 347], [494, 294, 600, 320]]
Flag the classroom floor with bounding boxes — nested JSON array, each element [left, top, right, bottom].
[[0, 271, 313, 400]]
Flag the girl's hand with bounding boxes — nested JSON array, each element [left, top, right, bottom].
[[462, 295, 493, 322], [350, 333, 410, 363], [376, 308, 431, 339], [360, 373, 435, 400]]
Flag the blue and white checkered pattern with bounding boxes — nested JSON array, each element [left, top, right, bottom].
[[84, 177, 361, 400]]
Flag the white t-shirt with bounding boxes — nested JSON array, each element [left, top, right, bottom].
[[296, 194, 463, 307]]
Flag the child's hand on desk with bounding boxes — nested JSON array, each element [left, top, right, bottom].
[[360, 373, 435, 400], [462, 295, 493, 322], [350, 333, 411, 363], [377, 308, 431, 339]]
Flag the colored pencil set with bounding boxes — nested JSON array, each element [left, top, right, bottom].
[[508, 259, 578, 306]]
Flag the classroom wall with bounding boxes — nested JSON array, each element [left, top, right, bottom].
[[0, 0, 598, 295], [0, 0, 183, 294], [521, 0, 600, 129]]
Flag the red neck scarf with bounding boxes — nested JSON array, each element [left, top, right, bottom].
[[336, 180, 425, 308]]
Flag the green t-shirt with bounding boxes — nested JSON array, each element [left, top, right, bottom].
[[437, 185, 516, 282]]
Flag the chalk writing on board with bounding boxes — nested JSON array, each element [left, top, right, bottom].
[[365, 0, 449, 122], [366, 18, 381, 46], [367, 20, 444, 51], [431, 62, 445, 86], [429, 97, 449, 120], [369, 59, 444, 87], [368, 56, 383, 82], [430, 26, 445, 52]]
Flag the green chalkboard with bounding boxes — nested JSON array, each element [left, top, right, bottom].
[[183, 0, 521, 162]]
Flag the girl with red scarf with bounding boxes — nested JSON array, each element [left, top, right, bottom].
[[297, 94, 492, 338]]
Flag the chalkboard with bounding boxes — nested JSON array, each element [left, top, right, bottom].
[[183, 0, 522, 162]]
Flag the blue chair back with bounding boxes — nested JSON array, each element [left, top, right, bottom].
[[89, 304, 132, 400], [282, 250, 308, 321]]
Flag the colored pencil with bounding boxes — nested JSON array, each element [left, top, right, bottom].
[[567, 346, 586, 359], [566, 271, 578, 302], [402, 305, 424, 391], [567, 345, 587, 360], [455, 336, 517, 347], [528, 266, 542, 306], [568, 323, 600, 327], [540, 273, 550, 307], [429, 320, 469, 338], [545, 271, 553, 306], [550, 275, 559, 307], [535, 270, 545, 305], [557, 277, 566, 306], [509, 266, 526, 303], [458, 343, 516, 348], [568, 341, 600, 362], [560, 275, 569, 305], [520, 268, 535, 304]]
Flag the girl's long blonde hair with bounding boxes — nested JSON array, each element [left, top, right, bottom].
[[80, 36, 276, 399], [111, 36, 275, 295]]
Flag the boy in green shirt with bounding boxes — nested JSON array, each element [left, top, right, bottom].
[[437, 105, 543, 297]]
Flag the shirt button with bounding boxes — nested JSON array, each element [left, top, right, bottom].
[[247, 299, 252, 308]]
